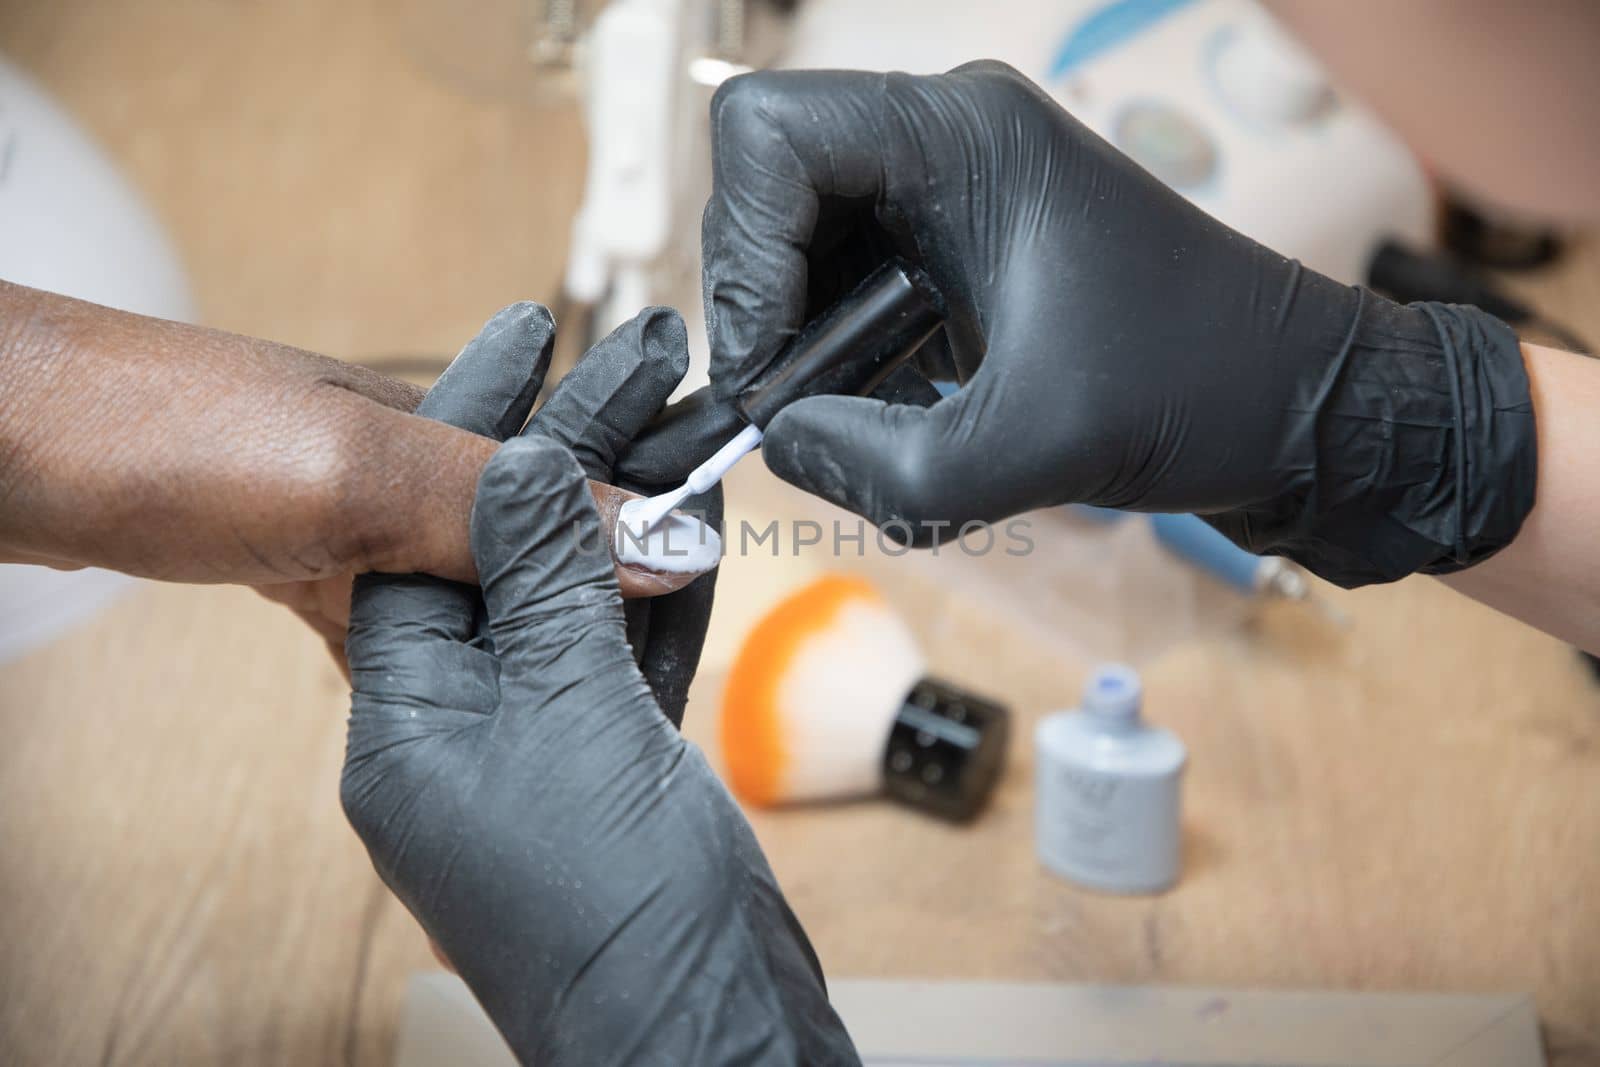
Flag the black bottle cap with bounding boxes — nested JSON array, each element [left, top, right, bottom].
[[736, 259, 945, 429], [881, 677, 1009, 822]]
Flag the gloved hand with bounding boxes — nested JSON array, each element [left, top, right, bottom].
[[701, 63, 1537, 585], [341, 305, 858, 1064], [522, 313, 741, 722]]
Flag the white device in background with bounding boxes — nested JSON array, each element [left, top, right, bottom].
[[0, 56, 197, 665], [564, 0, 687, 334], [780, 0, 1431, 286], [563, 0, 1431, 388]]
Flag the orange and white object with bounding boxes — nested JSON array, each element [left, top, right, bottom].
[[721, 575, 1010, 822]]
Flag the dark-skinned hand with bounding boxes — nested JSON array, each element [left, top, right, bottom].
[[0, 282, 702, 671]]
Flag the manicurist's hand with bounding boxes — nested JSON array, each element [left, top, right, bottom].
[[341, 310, 858, 1064], [701, 64, 1537, 587]]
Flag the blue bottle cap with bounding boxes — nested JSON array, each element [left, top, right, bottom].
[[1083, 663, 1143, 727]]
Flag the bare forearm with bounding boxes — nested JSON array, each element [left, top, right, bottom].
[[0, 279, 471, 582], [0, 281, 690, 602], [1441, 343, 1600, 653]]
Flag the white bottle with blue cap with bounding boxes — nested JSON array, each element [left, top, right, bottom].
[[1035, 665, 1186, 894]]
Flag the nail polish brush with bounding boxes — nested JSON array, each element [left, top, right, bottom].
[[619, 259, 945, 540], [620, 422, 765, 535]]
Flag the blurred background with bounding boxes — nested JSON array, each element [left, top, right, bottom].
[[1, 1, 1597, 1064]]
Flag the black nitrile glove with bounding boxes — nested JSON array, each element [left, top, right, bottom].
[[702, 63, 1537, 586], [342, 305, 857, 1064], [520, 308, 734, 723], [418, 301, 725, 719]]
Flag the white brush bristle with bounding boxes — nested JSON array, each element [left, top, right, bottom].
[[769, 597, 925, 802]]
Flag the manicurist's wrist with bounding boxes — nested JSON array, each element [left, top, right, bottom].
[[1405, 302, 1538, 574], [1215, 293, 1536, 588]]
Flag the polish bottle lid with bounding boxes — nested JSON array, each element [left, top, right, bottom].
[[736, 259, 945, 429], [1082, 663, 1143, 730]]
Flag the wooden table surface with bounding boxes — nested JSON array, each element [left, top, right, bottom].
[[2, 3, 1597, 1064]]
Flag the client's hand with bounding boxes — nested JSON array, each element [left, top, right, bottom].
[[341, 311, 857, 1064], [255, 302, 737, 676], [0, 283, 708, 670], [0, 280, 479, 584]]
